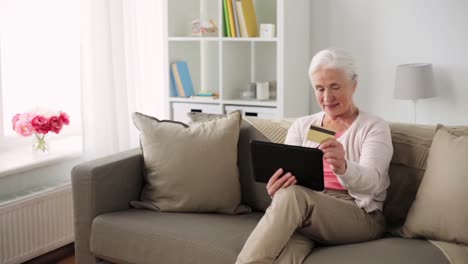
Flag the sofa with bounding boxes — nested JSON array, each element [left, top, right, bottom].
[[71, 115, 467, 264]]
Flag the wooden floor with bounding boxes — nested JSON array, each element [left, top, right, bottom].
[[57, 256, 75, 264], [23, 243, 75, 264]]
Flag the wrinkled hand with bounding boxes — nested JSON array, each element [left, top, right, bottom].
[[318, 138, 347, 175], [266, 168, 297, 198]]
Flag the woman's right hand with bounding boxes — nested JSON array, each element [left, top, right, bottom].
[[266, 168, 297, 198]]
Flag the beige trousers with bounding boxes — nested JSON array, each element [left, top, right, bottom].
[[236, 185, 385, 264]]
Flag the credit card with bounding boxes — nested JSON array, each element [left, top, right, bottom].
[[307, 125, 336, 143]]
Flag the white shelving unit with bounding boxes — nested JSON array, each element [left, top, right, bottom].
[[162, 0, 311, 123]]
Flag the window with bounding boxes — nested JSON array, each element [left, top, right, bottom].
[[0, 0, 80, 148]]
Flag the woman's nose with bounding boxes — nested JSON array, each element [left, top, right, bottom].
[[323, 90, 334, 102]]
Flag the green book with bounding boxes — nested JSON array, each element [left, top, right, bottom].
[[223, 0, 231, 37]]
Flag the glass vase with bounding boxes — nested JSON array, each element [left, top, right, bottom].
[[32, 133, 50, 156]]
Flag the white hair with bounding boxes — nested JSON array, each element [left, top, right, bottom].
[[308, 48, 358, 81]]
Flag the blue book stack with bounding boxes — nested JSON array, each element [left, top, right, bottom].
[[175, 61, 195, 97], [169, 68, 178, 97]]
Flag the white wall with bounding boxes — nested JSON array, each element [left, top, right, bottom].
[[309, 0, 468, 125]]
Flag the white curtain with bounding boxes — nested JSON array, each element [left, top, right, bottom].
[[80, 0, 166, 160]]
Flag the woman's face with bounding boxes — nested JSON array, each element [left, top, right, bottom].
[[311, 67, 357, 118]]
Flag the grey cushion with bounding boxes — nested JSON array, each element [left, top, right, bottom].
[[304, 237, 449, 264], [90, 209, 263, 264], [237, 119, 274, 211], [384, 164, 426, 229], [187, 112, 273, 212]]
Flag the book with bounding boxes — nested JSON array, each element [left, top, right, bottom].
[[169, 67, 178, 97], [226, 0, 237, 37], [240, 0, 258, 37], [236, 0, 248, 37], [171, 63, 186, 97], [191, 92, 219, 100], [197, 92, 215, 96], [223, 0, 231, 37], [232, 0, 241, 37], [175, 61, 195, 97]]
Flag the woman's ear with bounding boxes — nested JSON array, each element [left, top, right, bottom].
[[352, 79, 358, 93]]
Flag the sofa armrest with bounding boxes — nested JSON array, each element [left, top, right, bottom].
[[71, 148, 144, 264]]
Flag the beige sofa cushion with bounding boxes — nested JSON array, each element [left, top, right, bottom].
[[402, 125, 468, 244], [131, 111, 249, 214], [389, 123, 436, 170], [91, 210, 264, 264], [90, 210, 450, 264]]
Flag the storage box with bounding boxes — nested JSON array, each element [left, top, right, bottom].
[[172, 102, 222, 124], [225, 105, 277, 119]]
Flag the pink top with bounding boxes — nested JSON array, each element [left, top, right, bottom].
[[323, 131, 346, 190]]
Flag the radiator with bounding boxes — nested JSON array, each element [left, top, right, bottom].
[[0, 184, 74, 264]]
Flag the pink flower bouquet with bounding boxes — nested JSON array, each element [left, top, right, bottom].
[[12, 110, 70, 153]]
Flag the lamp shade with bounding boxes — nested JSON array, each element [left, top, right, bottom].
[[394, 63, 436, 100]]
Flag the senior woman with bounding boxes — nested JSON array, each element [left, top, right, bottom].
[[236, 48, 393, 264]]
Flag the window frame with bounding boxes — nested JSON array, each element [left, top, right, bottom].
[[0, 38, 33, 150], [0, 39, 5, 141], [0, 19, 82, 152]]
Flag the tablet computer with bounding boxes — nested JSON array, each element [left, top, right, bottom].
[[250, 140, 324, 191]]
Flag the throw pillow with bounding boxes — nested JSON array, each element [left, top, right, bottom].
[[131, 111, 250, 214], [187, 113, 293, 212], [187, 112, 224, 123], [384, 164, 426, 229], [389, 123, 435, 170], [239, 117, 292, 211], [402, 125, 468, 244]]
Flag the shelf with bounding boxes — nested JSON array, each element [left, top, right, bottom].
[[222, 41, 276, 100], [222, 99, 277, 107], [221, 37, 278, 42], [167, 0, 219, 38], [168, 37, 278, 42], [169, 97, 220, 104], [168, 41, 219, 95], [165, 0, 311, 121], [169, 97, 277, 107], [168, 37, 219, 42]]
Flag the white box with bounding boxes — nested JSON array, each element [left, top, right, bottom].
[[172, 102, 222, 124], [225, 105, 278, 119]]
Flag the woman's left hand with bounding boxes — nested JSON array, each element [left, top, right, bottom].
[[318, 138, 347, 175]]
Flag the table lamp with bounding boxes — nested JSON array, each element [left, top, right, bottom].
[[394, 63, 436, 123]]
